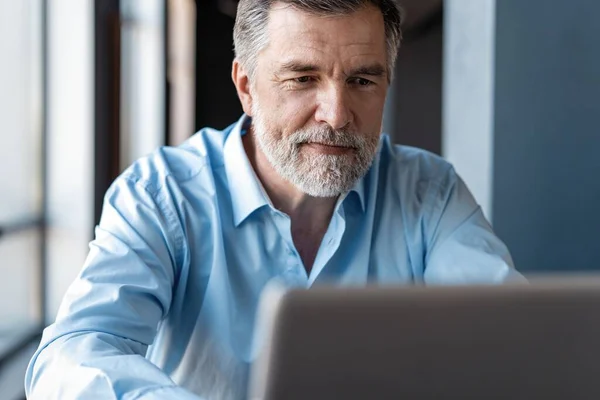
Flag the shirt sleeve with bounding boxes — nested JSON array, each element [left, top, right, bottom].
[[423, 167, 525, 284], [24, 175, 203, 399]]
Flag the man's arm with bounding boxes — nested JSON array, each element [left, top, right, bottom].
[[423, 167, 525, 284], [25, 175, 202, 399]]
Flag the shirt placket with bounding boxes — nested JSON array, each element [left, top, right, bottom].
[[308, 204, 346, 286], [269, 208, 309, 287]]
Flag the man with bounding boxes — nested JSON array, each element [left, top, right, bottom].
[[26, 1, 522, 399]]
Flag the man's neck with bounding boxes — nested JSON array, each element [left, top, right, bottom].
[[242, 129, 338, 229], [242, 129, 338, 273]]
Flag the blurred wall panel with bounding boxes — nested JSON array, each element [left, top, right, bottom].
[[492, 0, 600, 272], [0, 0, 44, 328], [195, 2, 242, 131], [120, 0, 166, 168], [168, 0, 197, 146], [0, 0, 42, 224], [444, 0, 600, 273], [443, 0, 496, 220], [388, 20, 443, 154], [46, 0, 94, 321]]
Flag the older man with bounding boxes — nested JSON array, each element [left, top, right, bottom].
[[25, 1, 521, 399]]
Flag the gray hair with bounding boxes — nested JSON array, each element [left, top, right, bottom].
[[233, 0, 404, 82]]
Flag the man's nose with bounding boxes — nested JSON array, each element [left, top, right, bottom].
[[314, 84, 352, 130]]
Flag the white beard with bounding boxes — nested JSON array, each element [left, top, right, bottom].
[[251, 101, 379, 198]]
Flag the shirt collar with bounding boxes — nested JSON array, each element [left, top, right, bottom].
[[347, 172, 366, 213], [224, 114, 367, 226], [224, 115, 270, 226]]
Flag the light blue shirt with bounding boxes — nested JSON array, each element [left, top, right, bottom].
[[25, 115, 521, 399]]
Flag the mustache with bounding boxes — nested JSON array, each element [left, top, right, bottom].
[[288, 126, 366, 149]]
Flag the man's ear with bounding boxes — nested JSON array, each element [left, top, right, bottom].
[[232, 60, 254, 116]]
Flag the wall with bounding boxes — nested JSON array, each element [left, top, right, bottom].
[[492, 0, 600, 272], [444, 0, 600, 273], [195, 2, 242, 131], [46, 0, 94, 320], [388, 20, 443, 154], [443, 0, 496, 219]]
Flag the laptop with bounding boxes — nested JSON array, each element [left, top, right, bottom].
[[248, 278, 600, 399]]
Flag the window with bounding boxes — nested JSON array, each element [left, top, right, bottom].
[[120, 0, 166, 167], [0, 0, 45, 346]]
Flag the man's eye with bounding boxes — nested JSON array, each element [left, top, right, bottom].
[[295, 76, 312, 83], [353, 78, 374, 86]]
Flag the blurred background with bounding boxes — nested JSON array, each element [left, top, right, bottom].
[[1, 0, 599, 397]]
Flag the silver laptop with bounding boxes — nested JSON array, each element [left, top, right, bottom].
[[248, 278, 600, 400]]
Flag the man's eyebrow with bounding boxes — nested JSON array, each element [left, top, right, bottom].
[[275, 61, 387, 78], [277, 60, 321, 74], [348, 63, 387, 77]]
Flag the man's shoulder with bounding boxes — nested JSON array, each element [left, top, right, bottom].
[[377, 134, 454, 186], [370, 135, 460, 222], [117, 124, 235, 196]]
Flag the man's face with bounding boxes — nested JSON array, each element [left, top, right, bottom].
[[249, 3, 389, 197]]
